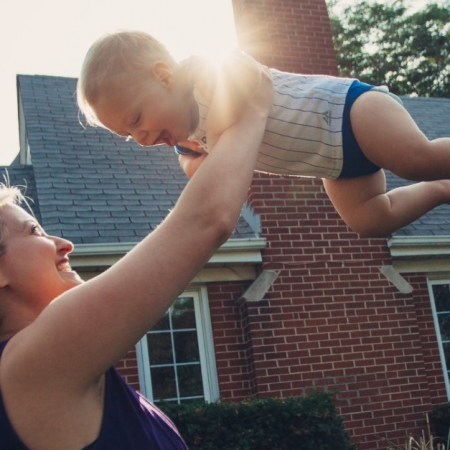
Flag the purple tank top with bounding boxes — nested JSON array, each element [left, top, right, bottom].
[[0, 340, 188, 449]]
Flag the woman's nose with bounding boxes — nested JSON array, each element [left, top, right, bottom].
[[54, 236, 74, 253]]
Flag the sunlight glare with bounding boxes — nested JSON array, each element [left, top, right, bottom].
[[149, 0, 239, 64]]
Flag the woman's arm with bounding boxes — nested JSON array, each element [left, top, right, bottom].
[[0, 76, 272, 449], [3, 70, 273, 392]]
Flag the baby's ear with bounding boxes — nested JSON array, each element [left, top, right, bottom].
[[152, 61, 174, 88]]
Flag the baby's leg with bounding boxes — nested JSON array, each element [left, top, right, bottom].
[[350, 90, 450, 181], [323, 171, 450, 237]]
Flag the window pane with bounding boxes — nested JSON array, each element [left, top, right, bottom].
[[178, 364, 203, 397], [147, 332, 173, 365], [438, 314, 450, 342], [432, 285, 450, 312], [151, 366, 177, 401], [152, 310, 170, 331], [172, 297, 196, 329], [174, 330, 200, 363], [137, 291, 218, 404]]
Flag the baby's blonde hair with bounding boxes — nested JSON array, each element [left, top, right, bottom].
[[77, 30, 178, 127]]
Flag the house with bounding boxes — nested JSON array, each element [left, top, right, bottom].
[[3, 1, 449, 449]]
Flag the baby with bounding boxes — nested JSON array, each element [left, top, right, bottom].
[[77, 30, 450, 238]]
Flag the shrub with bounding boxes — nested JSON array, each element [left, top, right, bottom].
[[160, 391, 357, 450]]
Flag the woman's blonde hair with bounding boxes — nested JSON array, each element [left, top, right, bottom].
[[0, 183, 26, 257], [77, 30, 179, 127]]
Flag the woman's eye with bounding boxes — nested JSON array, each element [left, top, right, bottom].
[[132, 114, 141, 125], [31, 224, 44, 235]]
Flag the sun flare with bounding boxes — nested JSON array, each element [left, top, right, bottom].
[[151, 0, 239, 64]]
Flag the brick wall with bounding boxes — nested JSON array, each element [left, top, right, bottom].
[[231, 0, 338, 74], [116, 348, 140, 391], [209, 175, 448, 449]]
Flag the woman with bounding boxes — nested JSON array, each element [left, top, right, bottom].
[[0, 73, 272, 449]]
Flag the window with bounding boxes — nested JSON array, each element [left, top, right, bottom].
[[428, 282, 450, 399], [136, 286, 219, 404]]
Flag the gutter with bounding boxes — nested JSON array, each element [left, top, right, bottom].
[[71, 237, 267, 282], [388, 236, 450, 273]]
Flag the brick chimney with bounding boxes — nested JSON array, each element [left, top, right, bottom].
[[231, 0, 338, 75]]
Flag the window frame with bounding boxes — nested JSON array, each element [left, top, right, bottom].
[[135, 286, 220, 403], [427, 278, 450, 400]]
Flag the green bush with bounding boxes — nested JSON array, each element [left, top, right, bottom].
[[160, 391, 357, 450], [429, 403, 450, 449]]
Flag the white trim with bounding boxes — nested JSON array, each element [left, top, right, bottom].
[[194, 286, 220, 402], [392, 259, 450, 274], [388, 236, 450, 273], [135, 339, 153, 399], [17, 87, 32, 165], [71, 238, 266, 283], [426, 279, 450, 401]]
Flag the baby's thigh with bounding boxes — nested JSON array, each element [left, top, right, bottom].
[[350, 91, 429, 172], [323, 170, 387, 233]]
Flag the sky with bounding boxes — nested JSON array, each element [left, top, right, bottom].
[[0, 0, 238, 165], [0, 0, 437, 165]]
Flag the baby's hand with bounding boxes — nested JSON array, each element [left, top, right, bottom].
[[177, 140, 207, 155], [178, 153, 209, 179]]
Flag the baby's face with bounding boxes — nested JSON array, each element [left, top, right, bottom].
[[92, 68, 196, 147]]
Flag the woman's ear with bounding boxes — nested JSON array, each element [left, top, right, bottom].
[[152, 61, 174, 88]]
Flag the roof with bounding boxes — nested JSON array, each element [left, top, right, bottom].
[[4, 75, 450, 241], [6, 74, 255, 244], [386, 96, 450, 236]]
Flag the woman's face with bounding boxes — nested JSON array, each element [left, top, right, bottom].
[[0, 204, 83, 306]]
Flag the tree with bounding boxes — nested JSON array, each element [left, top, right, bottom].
[[327, 0, 450, 97]]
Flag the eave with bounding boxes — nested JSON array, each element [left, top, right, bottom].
[[71, 237, 266, 283], [388, 236, 450, 274]]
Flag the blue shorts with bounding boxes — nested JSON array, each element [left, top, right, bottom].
[[338, 80, 381, 179]]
